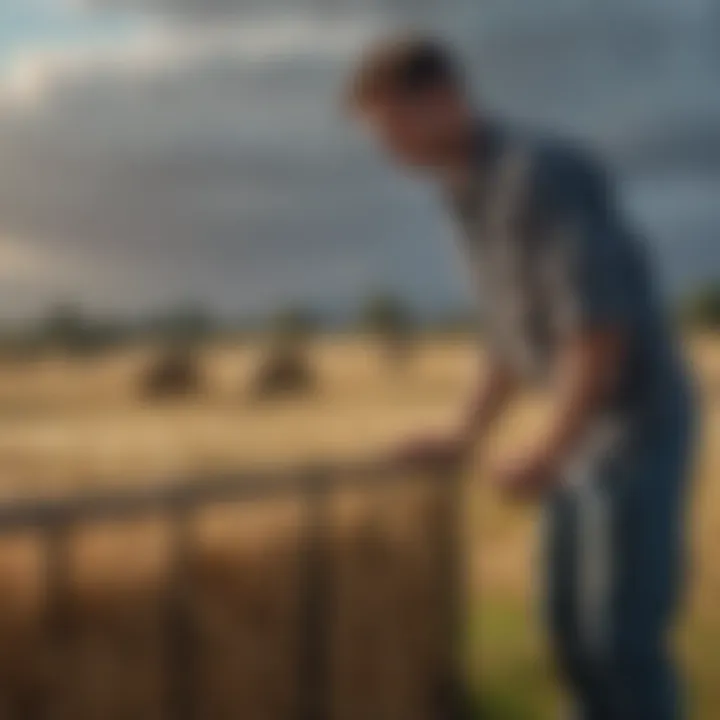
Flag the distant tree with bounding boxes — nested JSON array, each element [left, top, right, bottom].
[[41, 302, 85, 346], [681, 282, 720, 330], [268, 307, 320, 346], [145, 304, 217, 347], [360, 293, 413, 335], [0, 326, 43, 362], [430, 309, 479, 338], [359, 292, 416, 366], [39, 302, 123, 356]]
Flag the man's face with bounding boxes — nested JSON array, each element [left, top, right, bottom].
[[361, 88, 465, 170]]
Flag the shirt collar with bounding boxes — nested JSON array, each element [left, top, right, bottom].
[[445, 119, 506, 216]]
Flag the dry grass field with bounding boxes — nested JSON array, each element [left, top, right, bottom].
[[0, 333, 716, 717]]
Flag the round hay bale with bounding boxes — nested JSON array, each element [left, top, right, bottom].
[[249, 344, 315, 400], [140, 348, 203, 399]]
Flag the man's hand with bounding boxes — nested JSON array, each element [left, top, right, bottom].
[[493, 447, 559, 502], [392, 357, 517, 472], [494, 329, 625, 502], [392, 432, 469, 470]]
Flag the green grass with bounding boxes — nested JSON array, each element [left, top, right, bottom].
[[467, 599, 558, 719], [468, 598, 720, 719], [681, 614, 720, 718]]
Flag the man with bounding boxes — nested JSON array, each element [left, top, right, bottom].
[[347, 36, 696, 719]]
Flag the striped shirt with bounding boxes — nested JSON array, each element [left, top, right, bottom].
[[448, 122, 689, 436]]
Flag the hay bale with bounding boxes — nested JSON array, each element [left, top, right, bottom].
[[248, 344, 315, 400], [140, 348, 203, 399]]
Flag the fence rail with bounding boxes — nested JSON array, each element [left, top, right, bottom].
[[0, 460, 466, 720]]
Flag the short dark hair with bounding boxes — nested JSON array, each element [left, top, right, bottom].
[[347, 35, 462, 112]]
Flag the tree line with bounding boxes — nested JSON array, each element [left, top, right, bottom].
[[0, 282, 717, 359]]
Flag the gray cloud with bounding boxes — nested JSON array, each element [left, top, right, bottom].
[[72, 0, 445, 25], [0, 0, 717, 319], [0, 30, 460, 317]]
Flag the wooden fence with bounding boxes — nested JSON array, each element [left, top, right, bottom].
[[0, 461, 466, 720]]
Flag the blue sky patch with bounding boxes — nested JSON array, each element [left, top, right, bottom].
[[0, 1, 138, 67]]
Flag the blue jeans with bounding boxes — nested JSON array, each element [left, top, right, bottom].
[[543, 396, 695, 719]]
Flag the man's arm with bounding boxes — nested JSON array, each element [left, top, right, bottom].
[[461, 356, 517, 449], [497, 329, 625, 499], [395, 354, 517, 467], [540, 329, 625, 465], [496, 144, 636, 498]]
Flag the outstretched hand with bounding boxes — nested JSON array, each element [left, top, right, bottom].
[[492, 448, 560, 502], [391, 432, 469, 471]]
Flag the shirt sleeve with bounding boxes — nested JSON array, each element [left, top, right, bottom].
[[530, 145, 642, 337]]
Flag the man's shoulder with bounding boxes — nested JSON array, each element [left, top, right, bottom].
[[489, 125, 615, 216], [505, 127, 610, 197]]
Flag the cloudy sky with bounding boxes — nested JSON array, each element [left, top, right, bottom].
[[0, 0, 717, 321]]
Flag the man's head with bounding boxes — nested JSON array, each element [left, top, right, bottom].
[[347, 35, 474, 170]]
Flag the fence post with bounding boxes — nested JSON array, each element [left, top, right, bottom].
[[437, 464, 467, 720], [167, 500, 196, 720], [299, 469, 332, 720], [42, 523, 74, 720]]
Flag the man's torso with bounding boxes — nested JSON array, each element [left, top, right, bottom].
[[448, 122, 691, 443]]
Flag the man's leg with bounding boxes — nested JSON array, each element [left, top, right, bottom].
[[575, 429, 691, 719], [544, 485, 599, 718], [544, 426, 692, 720]]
